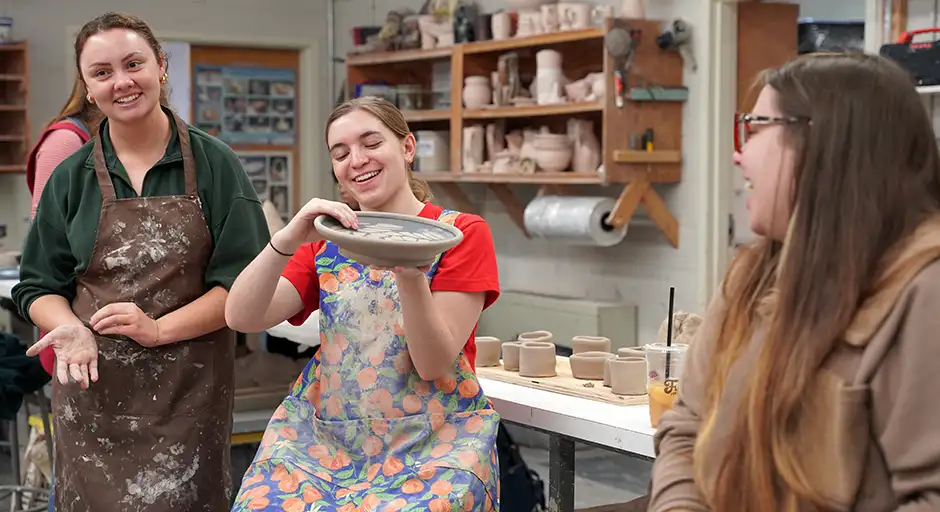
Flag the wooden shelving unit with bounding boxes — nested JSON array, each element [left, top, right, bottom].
[[345, 18, 684, 248], [0, 42, 29, 174]]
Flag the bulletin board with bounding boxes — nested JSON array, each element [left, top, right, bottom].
[[189, 45, 301, 217]]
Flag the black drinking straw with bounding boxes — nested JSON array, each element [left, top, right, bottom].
[[665, 287, 675, 379]]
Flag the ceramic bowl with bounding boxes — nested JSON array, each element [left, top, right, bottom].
[[314, 212, 464, 268]]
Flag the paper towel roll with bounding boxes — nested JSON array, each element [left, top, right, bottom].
[[523, 195, 627, 246]]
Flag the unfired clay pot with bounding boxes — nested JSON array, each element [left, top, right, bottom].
[[570, 351, 614, 380], [463, 76, 492, 108], [475, 337, 502, 367], [617, 347, 645, 358], [571, 335, 611, 354], [609, 357, 647, 395], [502, 341, 523, 371], [519, 341, 557, 378], [518, 330, 553, 343], [603, 348, 645, 387]]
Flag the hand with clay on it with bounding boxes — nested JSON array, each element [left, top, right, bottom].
[[89, 302, 161, 347], [26, 324, 99, 389]]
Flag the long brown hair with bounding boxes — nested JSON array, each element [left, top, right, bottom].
[[73, 12, 171, 114], [44, 75, 104, 133], [696, 52, 940, 510], [325, 96, 433, 202]]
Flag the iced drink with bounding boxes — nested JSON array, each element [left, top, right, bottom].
[[645, 342, 688, 428]]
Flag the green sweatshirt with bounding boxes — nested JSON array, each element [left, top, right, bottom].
[[13, 108, 270, 323]]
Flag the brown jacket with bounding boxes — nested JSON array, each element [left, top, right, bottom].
[[650, 218, 940, 511]]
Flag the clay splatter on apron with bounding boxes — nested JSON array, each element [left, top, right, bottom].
[[51, 111, 235, 512]]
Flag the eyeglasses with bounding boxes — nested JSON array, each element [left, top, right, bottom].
[[734, 113, 808, 153]]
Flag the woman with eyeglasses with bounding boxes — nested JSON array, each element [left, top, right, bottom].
[[650, 52, 940, 510]]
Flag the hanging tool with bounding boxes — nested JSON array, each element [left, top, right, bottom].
[[641, 128, 655, 152], [656, 19, 697, 72], [605, 27, 643, 107]]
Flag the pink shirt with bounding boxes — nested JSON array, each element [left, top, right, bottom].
[[30, 129, 85, 219]]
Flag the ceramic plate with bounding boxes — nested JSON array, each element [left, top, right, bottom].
[[314, 212, 464, 267]]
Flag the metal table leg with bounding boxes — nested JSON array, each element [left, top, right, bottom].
[[548, 435, 575, 512]]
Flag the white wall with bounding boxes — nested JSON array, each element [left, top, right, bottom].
[[794, 0, 866, 20], [0, 0, 329, 248], [335, 0, 715, 343]]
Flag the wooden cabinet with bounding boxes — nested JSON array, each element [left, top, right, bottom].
[[0, 42, 29, 173]]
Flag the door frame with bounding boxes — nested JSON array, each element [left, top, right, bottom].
[[698, 0, 740, 304]]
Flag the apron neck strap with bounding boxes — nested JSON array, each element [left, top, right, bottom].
[[92, 123, 116, 202], [92, 109, 199, 202], [171, 110, 199, 197]]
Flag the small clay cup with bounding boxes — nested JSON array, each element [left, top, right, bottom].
[[518, 330, 553, 343], [475, 336, 502, 367], [569, 351, 614, 380], [617, 347, 645, 358], [571, 335, 611, 354], [501, 341, 522, 371], [609, 357, 647, 396], [603, 348, 646, 387], [519, 341, 557, 378]]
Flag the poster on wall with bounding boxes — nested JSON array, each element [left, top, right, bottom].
[[236, 150, 293, 223], [193, 65, 296, 146]]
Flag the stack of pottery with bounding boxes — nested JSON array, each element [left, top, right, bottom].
[[463, 76, 492, 108], [535, 49, 564, 105], [533, 132, 572, 172], [569, 335, 613, 380]]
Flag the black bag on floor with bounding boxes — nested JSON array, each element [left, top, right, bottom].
[[497, 422, 546, 512]]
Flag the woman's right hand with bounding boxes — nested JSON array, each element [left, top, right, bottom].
[[271, 198, 358, 254], [26, 324, 99, 388]]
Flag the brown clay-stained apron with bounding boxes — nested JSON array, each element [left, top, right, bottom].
[[52, 111, 235, 511]]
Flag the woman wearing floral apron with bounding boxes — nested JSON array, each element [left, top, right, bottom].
[[226, 96, 502, 511]]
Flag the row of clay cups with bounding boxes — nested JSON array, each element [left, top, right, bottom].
[[475, 330, 558, 378]]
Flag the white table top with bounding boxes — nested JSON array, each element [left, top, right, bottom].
[[0, 278, 15, 301], [265, 314, 320, 348], [480, 378, 656, 458]]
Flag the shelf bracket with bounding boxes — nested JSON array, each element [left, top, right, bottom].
[[608, 180, 679, 248], [487, 184, 530, 237], [436, 183, 477, 215]]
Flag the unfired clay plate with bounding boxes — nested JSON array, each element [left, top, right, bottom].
[[314, 212, 464, 267]]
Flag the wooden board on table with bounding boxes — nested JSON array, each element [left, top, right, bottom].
[[477, 356, 648, 406]]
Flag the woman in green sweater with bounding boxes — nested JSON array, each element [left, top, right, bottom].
[[12, 12, 269, 511]]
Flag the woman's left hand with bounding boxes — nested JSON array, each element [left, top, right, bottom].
[[89, 303, 161, 347]]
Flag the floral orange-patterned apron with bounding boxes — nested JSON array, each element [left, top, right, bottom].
[[233, 209, 500, 511]]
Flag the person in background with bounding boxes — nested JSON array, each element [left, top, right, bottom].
[[650, 52, 940, 510], [224, 96, 501, 511], [12, 11, 269, 511]]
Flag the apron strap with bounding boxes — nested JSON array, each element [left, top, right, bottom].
[[92, 123, 116, 203], [91, 110, 199, 203], [170, 111, 199, 197]]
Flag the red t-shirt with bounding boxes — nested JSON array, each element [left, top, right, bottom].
[[280, 203, 500, 372]]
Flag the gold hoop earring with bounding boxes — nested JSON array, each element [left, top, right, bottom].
[[86, 94, 95, 104], [160, 72, 168, 84]]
